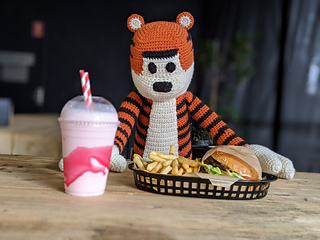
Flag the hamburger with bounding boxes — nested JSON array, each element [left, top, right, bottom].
[[201, 145, 262, 181]]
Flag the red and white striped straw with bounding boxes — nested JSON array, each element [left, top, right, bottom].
[[79, 69, 92, 105]]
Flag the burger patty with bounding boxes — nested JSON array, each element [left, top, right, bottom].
[[203, 156, 226, 170]]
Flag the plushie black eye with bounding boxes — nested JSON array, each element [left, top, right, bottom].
[[166, 62, 176, 73], [148, 62, 157, 74]]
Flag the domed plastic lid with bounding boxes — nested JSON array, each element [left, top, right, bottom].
[[59, 95, 119, 123]]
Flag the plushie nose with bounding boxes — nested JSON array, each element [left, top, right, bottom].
[[153, 81, 172, 92]]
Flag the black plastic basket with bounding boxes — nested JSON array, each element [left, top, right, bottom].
[[128, 163, 277, 200]]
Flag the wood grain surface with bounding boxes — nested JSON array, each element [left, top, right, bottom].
[[0, 114, 61, 158], [0, 154, 319, 240]]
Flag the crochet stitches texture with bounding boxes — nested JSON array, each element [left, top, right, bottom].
[[114, 90, 247, 160], [114, 12, 248, 161]]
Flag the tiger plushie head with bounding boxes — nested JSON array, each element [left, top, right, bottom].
[[127, 12, 195, 102]]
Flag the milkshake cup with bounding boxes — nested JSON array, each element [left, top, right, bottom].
[[58, 95, 119, 197]]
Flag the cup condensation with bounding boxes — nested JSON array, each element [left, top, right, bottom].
[[58, 96, 119, 197]]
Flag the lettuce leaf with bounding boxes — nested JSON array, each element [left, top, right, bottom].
[[226, 170, 246, 180], [201, 162, 224, 175], [201, 162, 246, 180]]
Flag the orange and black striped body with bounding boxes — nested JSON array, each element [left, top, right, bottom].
[[114, 90, 247, 159]]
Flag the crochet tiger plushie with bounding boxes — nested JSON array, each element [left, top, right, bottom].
[[109, 12, 295, 179]]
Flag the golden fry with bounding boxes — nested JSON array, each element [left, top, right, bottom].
[[133, 154, 145, 170], [142, 160, 148, 167], [136, 154, 148, 167], [146, 161, 158, 172], [182, 162, 189, 170], [157, 152, 179, 160], [172, 159, 179, 167], [171, 159, 179, 175], [148, 152, 166, 162], [151, 162, 163, 173], [177, 157, 200, 167], [162, 159, 173, 167], [172, 166, 179, 175], [169, 145, 175, 155], [134, 151, 200, 176], [177, 167, 184, 176], [160, 166, 172, 175]]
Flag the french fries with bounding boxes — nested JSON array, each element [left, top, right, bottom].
[[133, 154, 146, 170], [149, 151, 178, 161], [146, 161, 158, 172], [169, 145, 175, 155], [133, 145, 201, 176]]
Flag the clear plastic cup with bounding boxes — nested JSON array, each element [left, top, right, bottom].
[[58, 95, 119, 197]]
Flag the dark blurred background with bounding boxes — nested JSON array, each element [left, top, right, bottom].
[[1, 0, 320, 172]]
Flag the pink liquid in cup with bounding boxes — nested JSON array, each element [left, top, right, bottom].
[[58, 95, 119, 197]]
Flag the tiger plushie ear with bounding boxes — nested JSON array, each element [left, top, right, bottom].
[[176, 12, 194, 30], [127, 14, 145, 32]]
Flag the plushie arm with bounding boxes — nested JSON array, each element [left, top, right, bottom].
[[185, 91, 247, 146], [114, 90, 143, 154], [184, 92, 295, 179], [247, 144, 295, 179]]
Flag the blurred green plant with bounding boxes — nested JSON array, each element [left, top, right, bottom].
[[191, 122, 215, 145], [195, 32, 257, 128], [192, 32, 258, 143]]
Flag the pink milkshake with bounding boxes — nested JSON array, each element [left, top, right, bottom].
[[59, 95, 119, 197]]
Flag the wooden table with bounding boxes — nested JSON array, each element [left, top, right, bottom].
[[0, 114, 61, 158], [1, 154, 319, 240]]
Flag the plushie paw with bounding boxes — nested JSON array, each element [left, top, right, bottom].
[[59, 158, 64, 171], [110, 145, 127, 172], [246, 144, 295, 179], [275, 153, 295, 179]]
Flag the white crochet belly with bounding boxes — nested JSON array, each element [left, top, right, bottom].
[[143, 99, 179, 161]]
